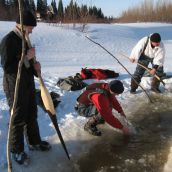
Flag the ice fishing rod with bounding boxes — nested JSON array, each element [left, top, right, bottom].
[[119, 53, 165, 86], [85, 36, 153, 103], [25, 34, 70, 160], [7, 1, 25, 172]]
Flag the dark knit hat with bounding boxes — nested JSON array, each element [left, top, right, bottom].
[[109, 80, 124, 94], [150, 33, 161, 43], [16, 11, 37, 26]]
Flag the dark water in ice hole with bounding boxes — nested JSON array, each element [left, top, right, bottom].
[[77, 95, 172, 172]]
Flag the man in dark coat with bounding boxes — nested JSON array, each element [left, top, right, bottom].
[[75, 80, 131, 136], [0, 11, 51, 165]]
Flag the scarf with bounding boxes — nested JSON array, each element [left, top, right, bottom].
[[13, 27, 30, 68]]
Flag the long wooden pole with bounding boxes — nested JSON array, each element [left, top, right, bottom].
[[120, 53, 165, 86], [85, 36, 153, 103], [7, 1, 25, 172], [25, 35, 70, 160]]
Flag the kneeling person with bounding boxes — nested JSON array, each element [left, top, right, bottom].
[[75, 80, 130, 136]]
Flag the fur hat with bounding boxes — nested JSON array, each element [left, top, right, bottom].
[[16, 11, 37, 26], [150, 33, 161, 43], [109, 80, 124, 94]]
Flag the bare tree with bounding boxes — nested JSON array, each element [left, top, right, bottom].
[[119, 0, 172, 23]]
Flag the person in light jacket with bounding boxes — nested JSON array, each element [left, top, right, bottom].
[[129, 33, 165, 93]]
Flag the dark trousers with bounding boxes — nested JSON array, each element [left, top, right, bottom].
[[75, 103, 103, 122], [75, 103, 98, 117], [3, 74, 41, 153], [131, 55, 164, 90]]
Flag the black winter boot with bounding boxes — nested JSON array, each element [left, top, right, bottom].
[[29, 141, 51, 151], [151, 77, 161, 93], [96, 114, 105, 124], [84, 116, 101, 136], [130, 78, 139, 94], [74, 73, 83, 80], [97, 117, 105, 124], [12, 152, 30, 165]]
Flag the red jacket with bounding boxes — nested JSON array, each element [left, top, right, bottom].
[[81, 68, 107, 80], [77, 83, 124, 129]]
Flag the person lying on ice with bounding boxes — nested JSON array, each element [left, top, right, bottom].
[[75, 80, 131, 136]]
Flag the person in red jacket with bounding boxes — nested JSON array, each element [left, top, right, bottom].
[[75, 80, 130, 136]]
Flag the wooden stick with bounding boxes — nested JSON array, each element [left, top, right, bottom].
[[120, 53, 165, 86], [25, 34, 70, 160], [7, 1, 25, 172], [85, 36, 153, 103]]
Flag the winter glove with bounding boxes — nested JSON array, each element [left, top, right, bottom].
[[122, 126, 130, 136], [120, 111, 126, 117], [33, 61, 41, 74], [149, 68, 156, 75], [26, 47, 36, 60], [129, 58, 135, 63]]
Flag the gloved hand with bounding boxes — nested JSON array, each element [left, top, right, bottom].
[[122, 126, 131, 136], [120, 111, 126, 117], [149, 68, 156, 75], [129, 58, 135, 63], [26, 47, 35, 60], [33, 61, 41, 74]]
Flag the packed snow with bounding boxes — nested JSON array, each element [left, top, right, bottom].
[[0, 21, 172, 172]]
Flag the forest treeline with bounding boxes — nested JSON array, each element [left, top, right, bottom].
[[118, 0, 172, 23], [1, 0, 172, 23], [0, 0, 110, 23]]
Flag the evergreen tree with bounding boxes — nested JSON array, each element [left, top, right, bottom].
[[51, 0, 57, 15], [0, 0, 7, 20], [37, 0, 43, 13], [13, 0, 18, 8], [0, 0, 6, 7], [0, 0, 107, 22], [89, 7, 93, 16], [97, 8, 104, 18], [30, 0, 36, 11], [22, 0, 35, 12], [23, 0, 31, 10], [7, 0, 12, 6], [92, 6, 98, 16], [57, 0, 64, 20], [81, 5, 88, 15], [73, 2, 79, 20], [37, 0, 47, 18], [68, 0, 74, 20]]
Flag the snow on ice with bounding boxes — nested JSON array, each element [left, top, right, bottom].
[[0, 21, 172, 172]]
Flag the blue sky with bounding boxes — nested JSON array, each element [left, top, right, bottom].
[[46, 0, 156, 17]]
